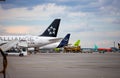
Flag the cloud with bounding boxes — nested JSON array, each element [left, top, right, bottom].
[[99, 6, 120, 16], [0, 1, 120, 22], [96, 0, 120, 16], [0, 3, 67, 21], [112, 18, 120, 24], [68, 12, 87, 17], [96, 18, 120, 24], [59, 22, 94, 33]]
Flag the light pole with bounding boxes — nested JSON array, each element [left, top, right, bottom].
[[114, 42, 115, 48]]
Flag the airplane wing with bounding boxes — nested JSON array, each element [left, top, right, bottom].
[[49, 38, 63, 42], [0, 40, 19, 52], [0, 41, 8, 46]]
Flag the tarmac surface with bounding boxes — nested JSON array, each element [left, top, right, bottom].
[[0, 52, 120, 78]]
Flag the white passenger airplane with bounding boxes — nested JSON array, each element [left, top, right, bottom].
[[0, 19, 61, 51]]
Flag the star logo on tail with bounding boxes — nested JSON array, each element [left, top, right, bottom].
[[47, 26, 56, 35]]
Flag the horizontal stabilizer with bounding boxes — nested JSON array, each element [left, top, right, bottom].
[[49, 38, 63, 42]]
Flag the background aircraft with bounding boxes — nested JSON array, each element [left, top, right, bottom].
[[74, 40, 80, 47], [94, 44, 112, 52]]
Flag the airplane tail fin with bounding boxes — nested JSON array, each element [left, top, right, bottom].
[[57, 33, 70, 48], [40, 19, 61, 37], [94, 44, 98, 51], [74, 40, 80, 47]]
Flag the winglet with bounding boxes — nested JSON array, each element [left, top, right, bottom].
[[40, 19, 61, 37], [57, 33, 70, 48]]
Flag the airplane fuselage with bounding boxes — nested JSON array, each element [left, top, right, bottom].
[[0, 35, 58, 48]]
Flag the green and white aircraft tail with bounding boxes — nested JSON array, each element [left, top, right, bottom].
[[94, 44, 98, 51], [74, 40, 80, 47]]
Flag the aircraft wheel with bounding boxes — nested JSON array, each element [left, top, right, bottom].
[[19, 53, 24, 57]]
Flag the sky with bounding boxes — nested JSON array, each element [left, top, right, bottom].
[[0, 0, 120, 48]]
